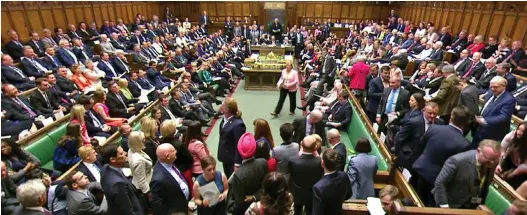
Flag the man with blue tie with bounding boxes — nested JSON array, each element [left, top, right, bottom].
[[21, 46, 50, 79], [473, 76, 516, 149], [376, 76, 410, 133], [151, 143, 190, 215], [97, 52, 120, 81], [57, 39, 80, 68], [43, 47, 63, 72], [1, 54, 37, 91]]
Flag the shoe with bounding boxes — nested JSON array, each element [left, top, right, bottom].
[[213, 112, 221, 119], [202, 133, 209, 137], [270, 112, 277, 117], [289, 112, 294, 115], [297, 106, 307, 111], [215, 100, 223, 105]]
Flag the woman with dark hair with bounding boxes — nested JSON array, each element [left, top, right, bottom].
[[92, 90, 127, 127], [402, 93, 425, 123], [193, 156, 229, 215], [255, 140, 277, 172], [245, 172, 294, 215], [53, 122, 83, 172], [347, 138, 378, 199], [253, 118, 275, 153], [185, 121, 211, 177], [497, 122, 527, 189], [150, 106, 163, 135], [1, 140, 43, 184]]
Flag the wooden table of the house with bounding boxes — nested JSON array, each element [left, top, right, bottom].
[[242, 68, 282, 90]]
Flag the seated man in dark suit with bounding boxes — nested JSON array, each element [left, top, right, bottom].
[[131, 44, 149, 65], [78, 95, 118, 138], [109, 33, 127, 50], [169, 89, 208, 124], [146, 61, 172, 89], [151, 143, 190, 215], [11, 179, 49, 215], [325, 91, 353, 130], [44, 73, 76, 107], [55, 66, 80, 95], [97, 52, 120, 81], [459, 52, 485, 79], [56, 39, 80, 68], [3, 30, 24, 61], [28, 32, 46, 57], [76, 145, 103, 182], [312, 149, 352, 215], [71, 38, 94, 64], [452, 49, 472, 75], [292, 110, 327, 147], [1, 54, 36, 91], [42, 47, 63, 72], [1, 84, 41, 123], [29, 78, 66, 117], [105, 81, 144, 118], [496, 63, 517, 92], [100, 143, 144, 215], [2, 109, 34, 140], [513, 83, 527, 118], [111, 50, 132, 76], [412, 106, 471, 207], [21, 46, 50, 79], [474, 57, 498, 92]]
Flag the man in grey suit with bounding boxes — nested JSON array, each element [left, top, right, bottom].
[[433, 139, 501, 209], [66, 171, 107, 215], [131, 44, 149, 66]]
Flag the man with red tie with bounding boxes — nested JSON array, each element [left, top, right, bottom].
[[461, 52, 485, 80]]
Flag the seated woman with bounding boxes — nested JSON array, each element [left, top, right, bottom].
[[347, 138, 378, 200], [70, 104, 91, 145], [185, 121, 211, 178], [83, 60, 106, 88], [70, 64, 94, 92], [1, 140, 43, 184], [53, 122, 83, 172], [149, 107, 162, 136], [498, 122, 527, 189], [119, 78, 138, 100], [197, 62, 230, 97], [92, 90, 127, 127], [193, 156, 229, 215], [245, 172, 294, 215]]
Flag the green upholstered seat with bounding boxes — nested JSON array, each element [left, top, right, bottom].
[[48, 124, 68, 143], [24, 135, 56, 170], [485, 186, 512, 215]]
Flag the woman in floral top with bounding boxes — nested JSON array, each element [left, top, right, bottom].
[[245, 172, 294, 215]]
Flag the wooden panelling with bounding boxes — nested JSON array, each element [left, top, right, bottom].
[[1, 1, 159, 43], [399, 1, 527, 47], [296, 2, 392, 27]]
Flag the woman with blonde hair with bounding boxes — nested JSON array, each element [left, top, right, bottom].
[[253, 118, 275, 151], [83, 60, 106, 87], [92, 90, 127, 127], [118, 78, 136, 100], [70, 104, 91, 144], [271, 60, 298, 117], [218, 97, 246, 177], [127, 131, 153, 208], [159, 120, 193, 184], [141, 118, 160, 164]]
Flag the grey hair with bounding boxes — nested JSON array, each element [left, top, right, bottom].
[[441, 64, 454, 74], [16, 179, 47, 207]]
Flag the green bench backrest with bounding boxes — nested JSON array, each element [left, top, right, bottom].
[[485, 186, 512, 215], [24, 123, 68, 169], [342, 100, 389, 171]]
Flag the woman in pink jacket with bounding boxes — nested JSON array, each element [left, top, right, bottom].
[[271, 61, 299, 117]]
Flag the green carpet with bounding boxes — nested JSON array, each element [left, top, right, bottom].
[[205, 79, 302, 172]]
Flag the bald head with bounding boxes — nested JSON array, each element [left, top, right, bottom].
[[309, 110, 323, 123], [156, 143, 176, 164], [301, 135, 317, 153], [327, 129, 341, 145]]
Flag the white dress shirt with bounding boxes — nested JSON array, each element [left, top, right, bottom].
[[83, 161, 101, 182]]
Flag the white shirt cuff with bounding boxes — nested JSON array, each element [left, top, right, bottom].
[[439, 204, 449, 208]]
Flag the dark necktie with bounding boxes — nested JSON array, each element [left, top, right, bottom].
[[116, 93, 127, 107], [42, 91, 51, 107], [15, 98, 36, 117], [89, 111, 103, 128]]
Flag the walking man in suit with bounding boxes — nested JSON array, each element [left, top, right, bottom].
[[427, 64, 460, 123], [292, 110, 327, 147], [66, 171, 107, 215], [313, 149, 352, 215], [433, 140, 501, 209], [473, 76, 516, 149], [366, 66, 390, 122], [376, 76, 410, 133], [218, 98, 246, 177], [151, 143, 190, 215], [412, 106, 471, 206], [327, 129, 347, 172], [289, 135, 324, 215], [100, 143, 144, 215]]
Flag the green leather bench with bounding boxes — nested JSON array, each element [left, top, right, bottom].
[[24, 123, 68, 171], [340, 100, 389, 171], [485, 186, 511, 215]]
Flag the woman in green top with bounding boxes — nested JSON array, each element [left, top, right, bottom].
[[198, 62, 230, 97], [119, 78, 136, 100]]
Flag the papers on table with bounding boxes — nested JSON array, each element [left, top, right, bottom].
[[54, 111, 65, 120], [198, 181, 221, 206], [93, 136, 107, 145], [373, 123, 379, 132], [367, 197, 386, 215], [402, 168, 412, 182], [40, 117, 54, 127]]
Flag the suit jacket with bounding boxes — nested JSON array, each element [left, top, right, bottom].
[[367, 77, 385, 113], [312, 171, 352, 215], [327, 101, 353, 130], [21, 57, 49, 78], [227, 158, 268, 215], [72, 45, 93, 63], [42, 54, 63, 71], [438, 33, 452, 47], [462, 61, 485, 80], [169, 98, 189, 118], [4, 40, 24, 60], [377, 87, 410, 117], [110, 39, 127, 50], [413, 124, 470, 184], [288, 153, 323, 205], [1, 64, 36, 91], [29, 89, 60, 115], [106, 91, 134, 117], [433, 150, 495, 209], [28, 40, 46, 56], [431, 75, 460, 116], [76, 161, 103, 182], [2, 95, 41, 120], [97, 60, 119, 81], [476, 68, 497, 90], [503, 73, 517, 92], [333, 143, 347, 172], [150, 162, 189, 215], [292, 116, 327, 147], [460, 84, 480, 116], [454, 58, 472, 75], [84, 109, 108, 136], [66, 182, 107, 215], [218, 116, 246, 165], [100, 165, 144, 215], [57, 47, 78, 68], [422, 77, 443, 95], [12, 207, 48, 215], [428, 49, 444, 62], [131, 51, 149, 65], [111, 57, 131, 76], [56, 75, 78, 93], [199, 15, 210, 26], [476, 91, 515, 142], [348, 153, 378, 199]]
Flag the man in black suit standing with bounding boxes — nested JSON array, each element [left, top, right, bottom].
[[312, 149, 352, 215], [395, 102, 442, 171], [100, 143, 144, 215], [292, 110, 327, 147], [218, 98, 246, 177], [376, 76, 410, 133], [289, 135, 324, 215], [412, 106, 471, 206], [270, 18, 283, 42], [200, 11, 210, 28], [151, 143, 190, 215], [1, 54, 37, 91], [366, 66, 390, 122], [12, 180, 49, 215], [29, 78, 66, 117], [76, 145, 102, 182], [325, 91, 353, 130], [3, 30, 24, 61], [327, 129, 347, 172]]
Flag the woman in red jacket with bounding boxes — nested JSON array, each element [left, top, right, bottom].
[[345, 55, 370, 97]]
